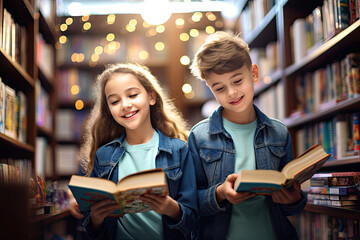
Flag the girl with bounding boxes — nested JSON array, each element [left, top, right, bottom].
[[80, 63, 197, 239]]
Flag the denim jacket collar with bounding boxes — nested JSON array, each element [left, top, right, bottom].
[[208, 104, 276, 135]]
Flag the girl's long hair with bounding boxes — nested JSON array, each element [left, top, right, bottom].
[[80, 63, 189, 176]]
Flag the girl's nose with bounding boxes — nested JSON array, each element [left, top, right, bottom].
[[121, 100, 132, 110]]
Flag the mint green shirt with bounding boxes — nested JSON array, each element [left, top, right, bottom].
[[116, 131, 163, 240], [223, 117, 277, 240]]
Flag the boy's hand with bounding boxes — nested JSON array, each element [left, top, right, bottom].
[[216, 173, 255, 205], [272, 181, 301, 204], [90, 199, 119, 231], [141, 194, 180, 222]]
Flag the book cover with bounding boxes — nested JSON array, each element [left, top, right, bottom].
[[234, 144, 331, 194], [68, 168, 168, 216]]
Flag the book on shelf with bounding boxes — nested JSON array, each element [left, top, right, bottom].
[[0, 77, 5, 133], [68, 168, 168, 216], [310, 172, 360, 187], [306, 185, 358, 195], [307, 193, 358, 201], [234, 144, 331, 195], [312, 199, 359, 207]]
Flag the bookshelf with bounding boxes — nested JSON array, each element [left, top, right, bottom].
[[235, 0, 360, 237], [0, 0, 76, 239]]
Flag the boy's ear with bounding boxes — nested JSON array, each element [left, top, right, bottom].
[[149, 91, 156, 106], [251, 64, 259, 82]]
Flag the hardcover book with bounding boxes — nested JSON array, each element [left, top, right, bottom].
[[234, 144, 331, 195], [68, 168, 168, 216]]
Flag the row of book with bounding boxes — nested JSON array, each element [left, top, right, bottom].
[[0, 158, 32, 184], [295, 212, 360, 240], [291, 0, 359, 64], [253, 80, 285, 121], [0, 77, 27, 143], [37, 33, 55, 80], [57, 68, 96, 103], [250, 41, 279, 81], [291, 52, 360, 116], [295, 112, 360, 161], [1, 8, 27, 69], [239, 0, 276, 41], [36, 80, 52, 130], [304, 171, 360, 208]]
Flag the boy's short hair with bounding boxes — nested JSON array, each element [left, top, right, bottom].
[[190, 31, 252, 81]]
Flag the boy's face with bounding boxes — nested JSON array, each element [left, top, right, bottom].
[[205, 64, 259, 123]]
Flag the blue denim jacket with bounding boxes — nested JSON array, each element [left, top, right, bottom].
[[82, 129, 198, 240], [188, 105, 306, 240]]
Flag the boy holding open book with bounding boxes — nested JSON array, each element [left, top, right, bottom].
[[188, 31, 307, 240]]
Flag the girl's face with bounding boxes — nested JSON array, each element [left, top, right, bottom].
[[205, 64, 259, 124], [105, 72, 156, 133]]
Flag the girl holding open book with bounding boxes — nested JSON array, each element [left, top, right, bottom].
[[79, 63, 197, 239]]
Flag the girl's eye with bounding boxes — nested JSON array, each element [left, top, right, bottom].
[[129, 93, 138, 98], [215, 87, 224, 92], [110, 100, 119, 105]]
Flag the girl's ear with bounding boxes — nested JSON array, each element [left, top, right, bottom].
[[149, 91, 156, 106]]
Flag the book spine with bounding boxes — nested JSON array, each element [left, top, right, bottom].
[[353, 113, 360, 151]]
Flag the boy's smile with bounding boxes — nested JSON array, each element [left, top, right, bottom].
[[205, 64, 259, 124]]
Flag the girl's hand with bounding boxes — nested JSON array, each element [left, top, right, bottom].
[[216, 173, 255, 205], [272, 181, 301, 204], [68, 196, 84, 219], [67, 189, 84, 219], [140, 194, 180, 222], [90, 199, 119, 231]]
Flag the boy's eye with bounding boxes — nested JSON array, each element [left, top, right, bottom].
[[234, 79, 242, 84]]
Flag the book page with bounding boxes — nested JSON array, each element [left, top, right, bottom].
[[236, 169, 287, 186], [281, 145, 331, 186], [117, 168, 167, 191], [69, 175, 117, 193]]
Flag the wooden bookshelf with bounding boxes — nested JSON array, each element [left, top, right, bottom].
[[0, 0, 76, 239]]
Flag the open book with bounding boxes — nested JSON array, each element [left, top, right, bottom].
[[68, 168, 168, 216], [234, 144, 331, 195]]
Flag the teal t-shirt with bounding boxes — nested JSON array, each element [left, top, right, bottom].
[[116, 131, 163, 240], [223, 117, 277, 240]]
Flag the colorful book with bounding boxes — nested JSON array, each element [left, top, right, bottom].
[[68, 168, 168, 216], [310, 172, 360, 187], [234, 144, 331, 195], [307, 193, 358, 201], [307, 186, 357, 195], [312, 199, 359, 207]]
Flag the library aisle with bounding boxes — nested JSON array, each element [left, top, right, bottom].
[[1, 0, 360, 239]]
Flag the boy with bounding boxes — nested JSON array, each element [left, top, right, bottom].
[[188, 31, 306, 240]]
